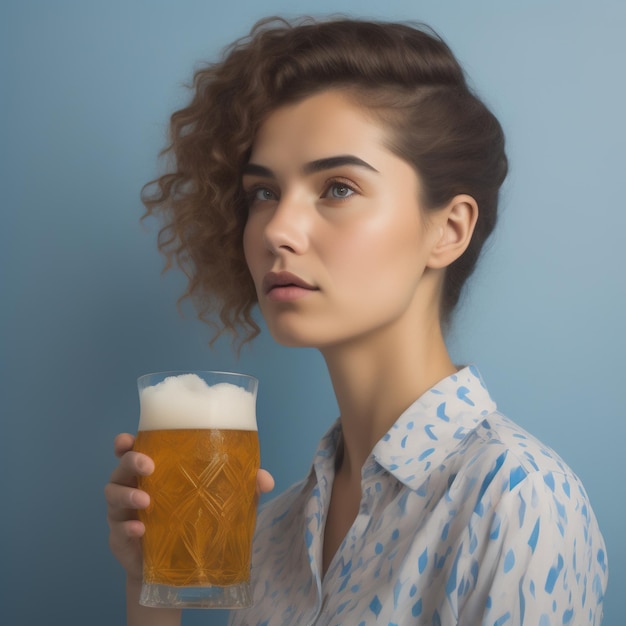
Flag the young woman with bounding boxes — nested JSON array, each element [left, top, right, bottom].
[[105, 17, 608, 625]]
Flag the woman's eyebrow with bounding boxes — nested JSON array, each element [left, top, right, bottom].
[[303, 155, 379, 174], [242, 163, 275, 178], [242, 155, 379, 179]]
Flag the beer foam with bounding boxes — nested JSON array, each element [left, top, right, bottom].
[[139, 374, 257, 431]]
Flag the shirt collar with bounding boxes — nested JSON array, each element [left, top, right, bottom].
[[311, 418, 342, 487], [310, 365, 496, 491], [371, 364, 496, 489]]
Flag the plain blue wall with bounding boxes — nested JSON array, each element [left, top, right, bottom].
[[1, 1, 624, 624]]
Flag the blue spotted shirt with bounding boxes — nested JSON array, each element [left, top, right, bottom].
[[229, 366, 607, 625]]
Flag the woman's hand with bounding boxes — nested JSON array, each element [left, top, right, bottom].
[[104, 433, 275, 582], [104, 433, 153, 581]]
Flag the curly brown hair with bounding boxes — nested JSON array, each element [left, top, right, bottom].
[[142, 16, 508, 345]]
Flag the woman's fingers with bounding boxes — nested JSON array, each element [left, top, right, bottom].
[[109, 518, 146, 542], [107, 518, 145, 582], [114, 432, 135, 458], [106, 438, 154, 524], [108, 450, 154, 488], [106, 434, 152, 582], [104, 483, 150, 522]]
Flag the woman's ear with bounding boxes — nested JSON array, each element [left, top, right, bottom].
[[427, 194, 478, 269]]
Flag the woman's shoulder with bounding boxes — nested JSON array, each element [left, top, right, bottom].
[[447, 409, 605, 556], [447, 411, 609, 621], [456, 409, 584, 485]]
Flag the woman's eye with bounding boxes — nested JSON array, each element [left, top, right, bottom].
[[256, 187, 276, 201], [247, 187, 277, 204], [326, 183, 355, 199]]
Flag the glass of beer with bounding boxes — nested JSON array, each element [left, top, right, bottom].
[[134, 371, 259, 609]]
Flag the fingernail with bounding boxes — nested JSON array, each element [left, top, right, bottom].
[[137, 459, 150, 474], [130, 490, 147, 508]]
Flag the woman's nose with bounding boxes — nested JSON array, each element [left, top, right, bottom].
[[263, 195, 310, 256]]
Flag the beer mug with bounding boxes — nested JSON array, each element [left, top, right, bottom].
[[134, 371, 259, 608]]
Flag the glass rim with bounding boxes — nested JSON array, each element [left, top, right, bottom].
[[137, 370, 258, 384]]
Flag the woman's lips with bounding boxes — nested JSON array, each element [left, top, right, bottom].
[[263, 271, 319, 302]]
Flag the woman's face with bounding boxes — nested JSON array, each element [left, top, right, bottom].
[[242, 90, 444, 349]]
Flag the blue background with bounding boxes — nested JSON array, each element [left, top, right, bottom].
[[1, 1, 624, 624]]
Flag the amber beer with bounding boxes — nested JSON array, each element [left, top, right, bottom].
[[134, 372, 259, 609]]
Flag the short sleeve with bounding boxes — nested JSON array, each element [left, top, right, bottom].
[[463, 469, 607, 626]]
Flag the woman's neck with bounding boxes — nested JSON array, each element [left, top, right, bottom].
[[321, 313, 455, 480]]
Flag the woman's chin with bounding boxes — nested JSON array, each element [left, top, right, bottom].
[[267, 328, 319, 348], [263, 320, 335, 349]]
